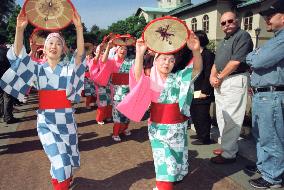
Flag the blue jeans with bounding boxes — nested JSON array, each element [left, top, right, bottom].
[[252, 91, 284, 184]]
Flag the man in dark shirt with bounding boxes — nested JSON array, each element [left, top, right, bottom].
[[0, 43, 19, 124], [210, 11, 253, 164]]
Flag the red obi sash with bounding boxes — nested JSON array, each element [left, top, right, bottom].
[[38, 90, 71, 109], [85, 71, 90, 79], [150, 102, 188, 124], [111, 73, 129, 85]]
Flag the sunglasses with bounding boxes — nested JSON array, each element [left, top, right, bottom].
[[221, 19, 235, 26]]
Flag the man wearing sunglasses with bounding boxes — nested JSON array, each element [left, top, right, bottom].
[[245, 0, 284, 189], [210, 11, 253, 164]]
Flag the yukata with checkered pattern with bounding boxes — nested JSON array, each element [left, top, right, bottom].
[[89, 59, 112, 108], [84, 70, 96, 97], [95, 56, 134, 138], [0, 46, 86, 182], [95, 84, 111, 107], [87, 57, 113, 123], [109, 58, 134, 123]]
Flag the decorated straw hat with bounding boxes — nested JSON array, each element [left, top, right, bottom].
[[29, 28, 48, 46], [142, 16, 190, 54], [112, 34, 136, 46], [103, 33, 116, 43], [23, 0, 75, 31]]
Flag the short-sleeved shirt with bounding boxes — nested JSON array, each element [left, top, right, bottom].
[[214, 28, 253, 73]]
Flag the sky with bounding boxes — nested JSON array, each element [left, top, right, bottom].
[[16, 0, 204, 30]]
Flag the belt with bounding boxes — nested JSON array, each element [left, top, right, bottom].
[[150, 102, 188, 124], [252, 86, 284, 94], [229, 70, 247, 76], [38, 90, 71, 109]]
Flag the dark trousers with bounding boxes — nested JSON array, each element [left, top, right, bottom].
[[190, 103, 212, 142], [0, 88, 14, 121]]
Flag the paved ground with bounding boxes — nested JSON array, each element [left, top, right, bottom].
[[0, 91, 283, 190]]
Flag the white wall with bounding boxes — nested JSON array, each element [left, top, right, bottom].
[[158, 0, 191, 9]]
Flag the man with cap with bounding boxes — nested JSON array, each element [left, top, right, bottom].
[[245, 0, 284, 188]]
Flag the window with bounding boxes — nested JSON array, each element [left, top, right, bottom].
[[202, 15, 209, 33], [191, 18, 197, 31], [167, 0, 171, 2], [244, 12, 253, 31]]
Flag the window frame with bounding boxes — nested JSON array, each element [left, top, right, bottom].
[[244, 12, 253, 31], [202, 14, 209, 33], [191, 18, 197, 32]]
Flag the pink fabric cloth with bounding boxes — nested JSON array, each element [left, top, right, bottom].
[[89, 57, 122, 86], [88, 57, 114, 108], [150, 61, 166, 93], [117, 57, 195, 122], [117, 66, 152, 122], [117, 62, 164, 122]]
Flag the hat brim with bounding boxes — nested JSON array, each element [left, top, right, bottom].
[[23, 0, 75, 31], [112, 35, 136, 46], [259, 8, 277, 16], [142, 16, 190, 54]]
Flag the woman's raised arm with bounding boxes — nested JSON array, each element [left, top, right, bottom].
[[134, 38, 148, 81], [14, 9, 28, 56], [72, 11, 84, 65]]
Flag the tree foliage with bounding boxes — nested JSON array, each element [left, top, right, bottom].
[[108, 16, 147, 38], [61, 23, 87, 49], [6, 5, 34, 49], [0, 0, 15, 23], [0, 0, 16, 43]]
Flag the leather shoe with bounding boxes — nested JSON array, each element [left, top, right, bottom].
[[210, 155, 236, 164], [244, 165, 261, 174], [191, 139, 214, 145], [190, 135, 199, 139], [5, 117, 20, 124]]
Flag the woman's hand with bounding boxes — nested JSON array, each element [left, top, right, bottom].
[[106, 40, 114, 49], [16, 9, 28, 31], [72, 10, 83, 29], [135, 38, 148, 57], [186, 31, 200, 53]]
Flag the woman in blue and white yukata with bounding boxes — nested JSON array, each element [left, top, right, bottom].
[[0, 9, 86, 190]]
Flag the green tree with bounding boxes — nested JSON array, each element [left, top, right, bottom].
[[61, 23, 87, 49], [6, 5, 34, 49], [0, 0, 16, 43], [108, 15, 147, 38], [85, 24, 101, 45], [206, 40, 216, 53]]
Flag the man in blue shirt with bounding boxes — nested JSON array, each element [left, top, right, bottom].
[[246, 0, 284, 188]]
